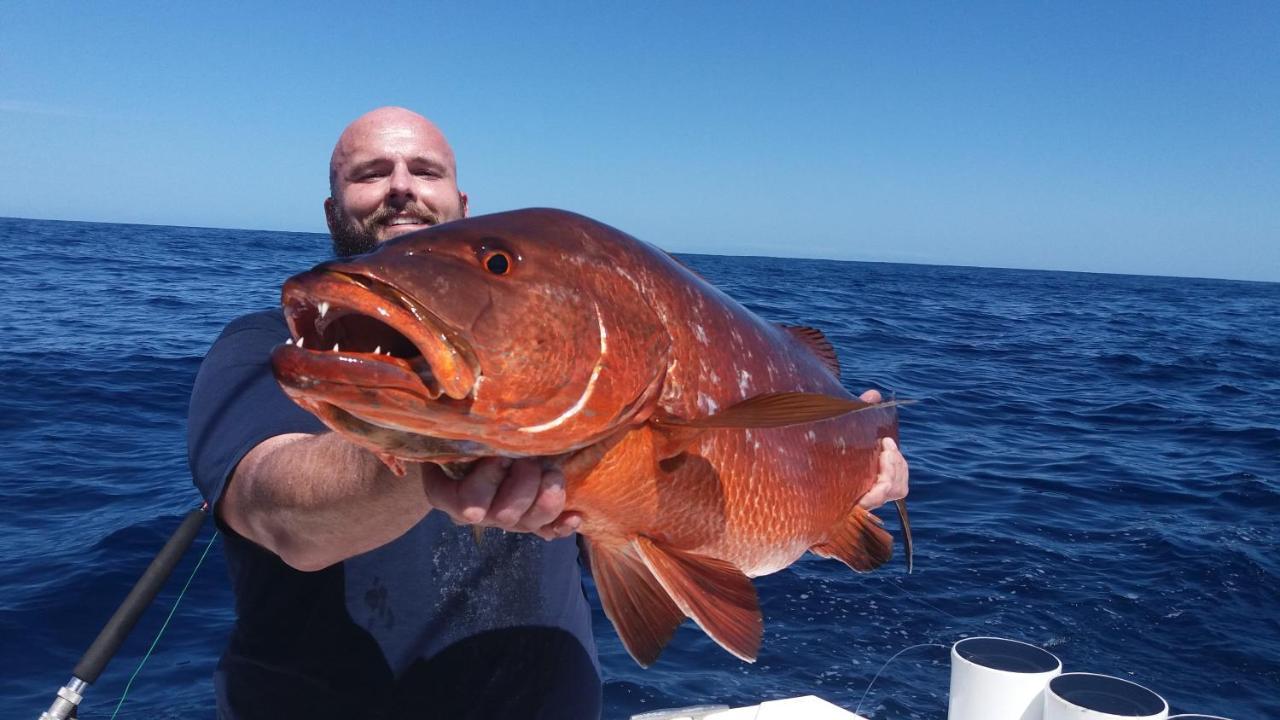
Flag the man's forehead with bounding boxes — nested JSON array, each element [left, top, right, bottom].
[[336, 120, 453, 165]]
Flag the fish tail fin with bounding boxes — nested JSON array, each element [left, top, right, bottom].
[[586, 539, 685, 668], [811, 505, 893, 572], [633, 537, 762, 663]]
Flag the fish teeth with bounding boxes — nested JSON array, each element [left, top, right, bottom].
[[297, 337, 305, 349], [286, 338, 293, 345], [374, 346, 382, 355], [333, 343, 340, 352], [318, 301, 330, 318]]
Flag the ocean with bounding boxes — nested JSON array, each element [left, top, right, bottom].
[[0, 217, 1276, 719]]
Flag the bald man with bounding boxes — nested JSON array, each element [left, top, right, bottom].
[[188, 107, 907, 720]]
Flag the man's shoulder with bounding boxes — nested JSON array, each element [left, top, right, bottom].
[[199, 308, 288, 365], [221, 308, 287, 337]]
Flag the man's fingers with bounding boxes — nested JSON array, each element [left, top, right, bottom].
[[488, 459, 544, 529], [514, 467, 567, 533], [535, 511, 583, 541], [879, 437, 908, 501], [453, 457, 511, 523], [860, 388, 883, 404], [859, 436, 909, 510], [859, 484, 889, 511], [420, 464, 462, 518], [427, 457, 575, 538]]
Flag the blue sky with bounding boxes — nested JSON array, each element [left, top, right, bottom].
[[1, 1, 1276, 281]]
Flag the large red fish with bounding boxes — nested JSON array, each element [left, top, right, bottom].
[[270, 208, 911, 666]]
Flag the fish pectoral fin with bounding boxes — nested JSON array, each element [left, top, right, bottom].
[[649, 423, 706, 461], [654, 392, 905, 430], [811, 505, 893, 572], [778, 324, 841, 378], [633, 536, 762, 663], [587, 540, 685, 668]]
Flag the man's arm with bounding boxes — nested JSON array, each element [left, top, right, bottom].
[[220, 432, 428, 571], [221, 432, 575, 571]]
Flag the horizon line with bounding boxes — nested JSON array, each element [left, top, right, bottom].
[[3, 213, 1274, 286]]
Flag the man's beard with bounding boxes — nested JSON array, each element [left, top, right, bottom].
[[330, 203, 443, 258]]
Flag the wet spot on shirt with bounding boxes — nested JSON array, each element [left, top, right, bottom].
[[364, 575, 395, 631]]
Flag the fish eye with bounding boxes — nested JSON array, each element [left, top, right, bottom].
[[483, 250, 512, 275]]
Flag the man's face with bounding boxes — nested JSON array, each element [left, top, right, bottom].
[[325, 115, 468, 257]]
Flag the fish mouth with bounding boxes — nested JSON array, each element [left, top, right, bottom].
[[273, 269, 481, 405]]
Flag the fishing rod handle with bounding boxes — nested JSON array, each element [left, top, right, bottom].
[[72, 506, 208, 684]]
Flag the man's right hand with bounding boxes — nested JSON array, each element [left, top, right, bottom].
[[422, 458, 583, 541]]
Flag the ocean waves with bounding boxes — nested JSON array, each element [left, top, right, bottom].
[[1, 219, 1276, 719]]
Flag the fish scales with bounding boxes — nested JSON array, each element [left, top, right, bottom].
[[270, 208, 904, 666]]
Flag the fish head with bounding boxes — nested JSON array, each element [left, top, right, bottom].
[[271, 208, 671, 460]]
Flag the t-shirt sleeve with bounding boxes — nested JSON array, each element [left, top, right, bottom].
[[187, 310, 325, 508]]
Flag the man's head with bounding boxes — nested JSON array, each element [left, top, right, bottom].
[[325, 107, 469, 257]]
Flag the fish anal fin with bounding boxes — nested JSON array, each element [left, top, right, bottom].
[[655, 392, 900, 430], [633, 536, 762, 663], [811, 505, 893, 572], [587, 539, 685, 668], [779, 324, 841, 378]]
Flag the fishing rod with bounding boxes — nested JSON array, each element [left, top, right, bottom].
[[39, 505, 209, 720]]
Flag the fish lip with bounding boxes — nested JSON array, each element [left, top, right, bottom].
[[278, 269, 481, 402]]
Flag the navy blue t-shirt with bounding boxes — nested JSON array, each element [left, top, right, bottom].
[[187, 309, 601, 720]]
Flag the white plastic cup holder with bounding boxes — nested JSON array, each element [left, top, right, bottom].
[[1044, 672, 1169, 720], [948, 636, 1062, 720]]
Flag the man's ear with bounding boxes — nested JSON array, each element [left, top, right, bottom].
[[324, 196, 339, 234], [460, 191, 469, 218]]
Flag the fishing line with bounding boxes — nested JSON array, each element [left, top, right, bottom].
[[886, 576, 966, 622], [107, 529, 220, 720], [851, 577, 972, 716], [854, 642, 948, 717]]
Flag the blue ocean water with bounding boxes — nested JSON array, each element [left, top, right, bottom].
[[0, 216, 1276, 720]]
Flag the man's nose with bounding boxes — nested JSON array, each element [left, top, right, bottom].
[[387, 163, 414, 199]]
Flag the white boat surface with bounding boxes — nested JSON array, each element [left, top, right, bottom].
[[631, 694, 867, 720]]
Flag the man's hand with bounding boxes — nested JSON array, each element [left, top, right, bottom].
[[422, 458, 582, 541], [857, 389, 910, 510]]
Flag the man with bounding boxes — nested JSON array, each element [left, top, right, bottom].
[[188, 106, 908, 720]]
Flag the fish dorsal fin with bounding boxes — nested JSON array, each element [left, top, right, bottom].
[[810, 505, 892, 572], [779, 324, 841, 377], [586, 539, 686, 667], [653, 392, 904, 430], [633, 536, 762, 663]]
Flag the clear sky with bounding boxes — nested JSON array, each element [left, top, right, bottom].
[[2, 1, 1276, 281]]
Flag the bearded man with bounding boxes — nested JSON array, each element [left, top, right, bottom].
[[187, 106, 909, 719]]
